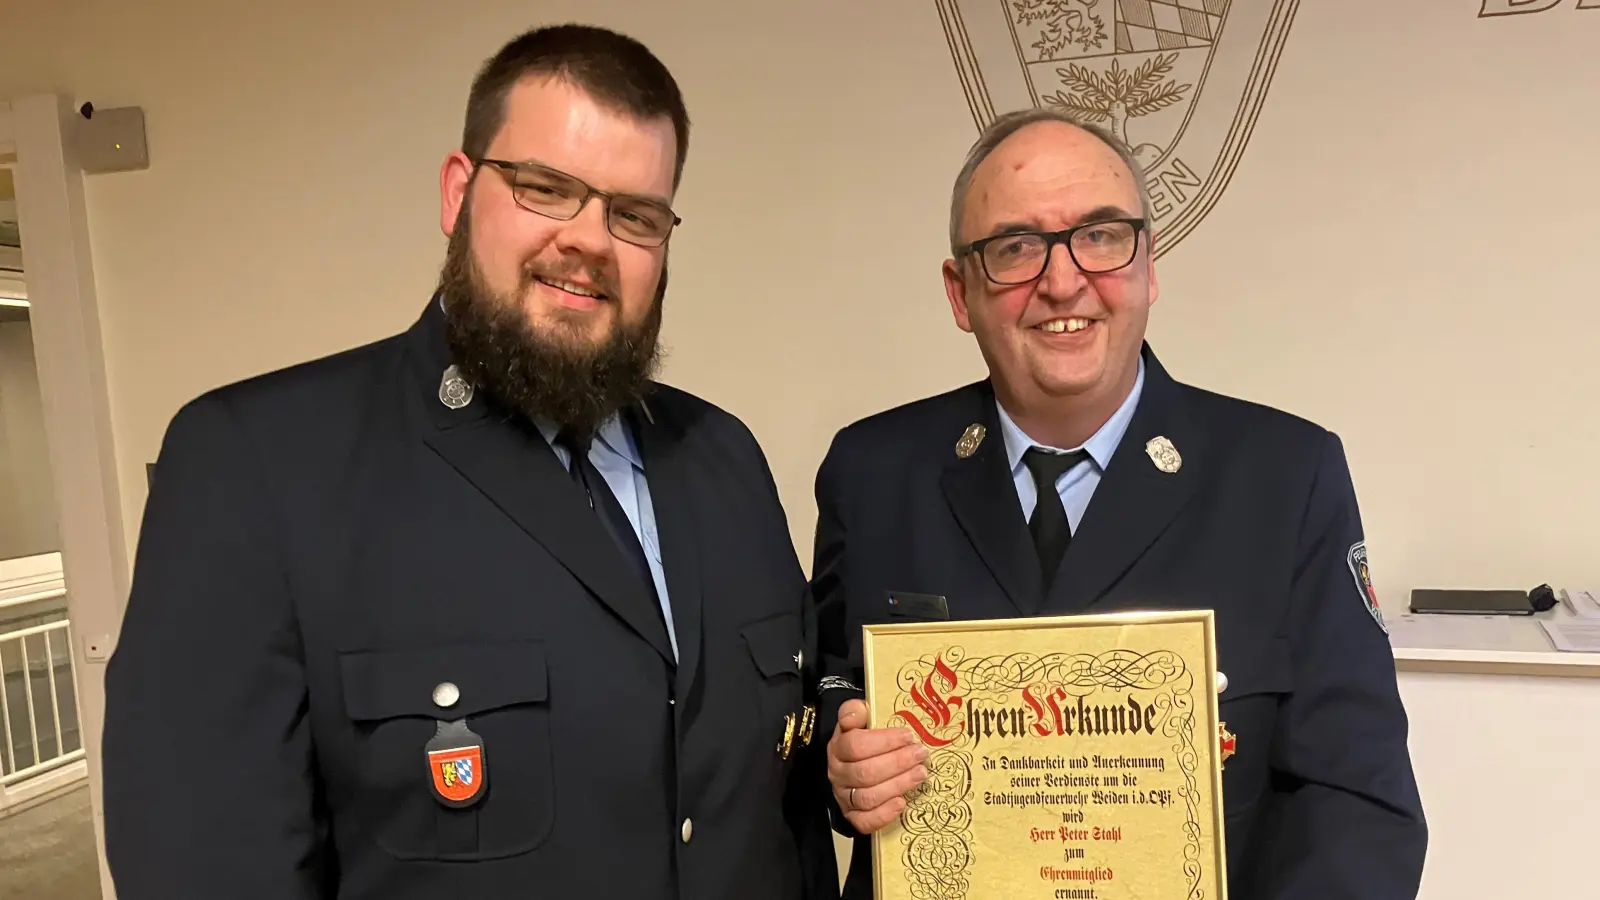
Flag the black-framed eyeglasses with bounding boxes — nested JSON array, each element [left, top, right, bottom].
[[476, 158, 682, 248], [961, 218, 1147, 285]]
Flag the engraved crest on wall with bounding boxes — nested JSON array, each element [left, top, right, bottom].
[[935, 0, 1301, 257], [1478, 0, 1599, 17]]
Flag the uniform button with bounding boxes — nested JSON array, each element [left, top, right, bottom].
[[432, 682, 460, 708], [1216, 671, 1229, 694], [680, 818, 693, 843]]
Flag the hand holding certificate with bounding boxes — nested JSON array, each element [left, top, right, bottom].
[[856, 609, 1230, 900], [828, 698, 933, 833]]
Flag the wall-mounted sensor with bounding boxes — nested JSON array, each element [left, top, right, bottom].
[[74, 104, 149, 174]]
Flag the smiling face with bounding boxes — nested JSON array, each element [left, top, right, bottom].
[[943, 120, 1158, 426], [443, 74, 676, 350], [435, 75, 680, 433]]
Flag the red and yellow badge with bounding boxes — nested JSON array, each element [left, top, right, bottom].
[[428, 745, 485, 807], [1219, 723, 1237, 769], [1347, 540, 1387, 635]]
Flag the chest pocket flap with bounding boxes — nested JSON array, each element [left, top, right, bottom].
[[742, 612, 803, 679], [1218, 636, 1293, 700], [335, 638, 555, 861], [340, 639, 548, 722]]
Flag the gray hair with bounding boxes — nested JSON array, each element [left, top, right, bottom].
[[947, 107, 1155, 258]]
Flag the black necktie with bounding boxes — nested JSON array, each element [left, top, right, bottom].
[[1023, 447, 1087, 589], [554, 427, 663, 617]]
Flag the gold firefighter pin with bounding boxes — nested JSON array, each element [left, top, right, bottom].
[[1219, 723, 1237, 770], [1216, 671, 1234, 768], [779, 705, 818, 759], [778, 712, 798, 760], [1145, 435, 1182, 473], [955, 424, 986, 459]]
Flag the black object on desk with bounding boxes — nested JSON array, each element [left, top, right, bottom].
[[1409, 585, 1556, 616]]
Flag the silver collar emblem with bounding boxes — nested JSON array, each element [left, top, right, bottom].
[[1145, 435, 1182, 473], [438, 364, 473, 410]]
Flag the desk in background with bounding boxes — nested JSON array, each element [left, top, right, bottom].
[[1387, 603, 1599, 900], [1389, 602, 1600, 677]]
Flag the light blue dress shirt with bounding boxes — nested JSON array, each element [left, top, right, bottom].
[[538, 415, 677, 660], [996, 356, 1146, 533]]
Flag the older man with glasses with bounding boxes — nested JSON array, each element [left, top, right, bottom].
[[102, 23, 838, 900], [808, 108, 1428, 900]]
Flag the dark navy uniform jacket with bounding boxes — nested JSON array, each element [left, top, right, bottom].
[[811, 345, 1426, 900], [101, 298, 838, 900]]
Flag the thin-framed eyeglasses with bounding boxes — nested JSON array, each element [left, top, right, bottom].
[[961, 218, 1147, 285], [476, 158, 681, 248]]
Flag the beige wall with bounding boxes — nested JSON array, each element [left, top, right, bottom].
[[0, 317, 62, 560], [1, 0, 1597, 895], [0, 0, 1591, 602]]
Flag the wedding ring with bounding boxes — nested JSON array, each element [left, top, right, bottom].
[[849, 787, 857, 810]]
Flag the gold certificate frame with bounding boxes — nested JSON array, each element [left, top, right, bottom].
[[862, 609, 1228, 900]]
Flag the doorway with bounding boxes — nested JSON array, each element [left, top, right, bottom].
[[0, 159, 102, 900]]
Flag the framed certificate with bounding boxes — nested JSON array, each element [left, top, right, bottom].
[[862, 609, 1229, 900]]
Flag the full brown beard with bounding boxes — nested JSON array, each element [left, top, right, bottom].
[[436, 198, 665, 438]]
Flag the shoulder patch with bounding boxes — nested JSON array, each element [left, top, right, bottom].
[[1347, 541, 1386, 634]]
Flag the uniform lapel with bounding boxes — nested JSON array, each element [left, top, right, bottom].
[[1049, 348, 1203, 612], [407, 298, 677, 667], [627, 396, 705, 700], [939, 383, 1044, 615]]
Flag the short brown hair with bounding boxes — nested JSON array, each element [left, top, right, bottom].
[[461, 23, 691, 189]]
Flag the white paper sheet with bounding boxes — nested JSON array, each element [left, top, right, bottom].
[[1560, 588, 1600, 620], [1384, 613, 1550, 654], [1540, 619, 1600, 653]]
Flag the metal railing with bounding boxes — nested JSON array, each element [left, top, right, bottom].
[[0, 616, 84, 786]]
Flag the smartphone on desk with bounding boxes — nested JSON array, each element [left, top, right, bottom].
[[1408, 588, 1535, 616]]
